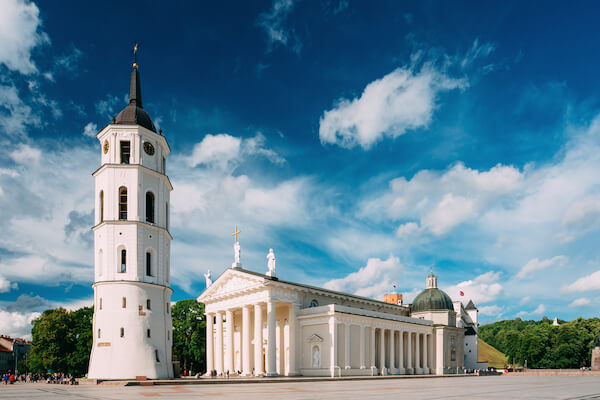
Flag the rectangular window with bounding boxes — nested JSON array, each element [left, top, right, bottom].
[[120, 141, 131, 164], [146, 252, 152, 276], [98, 329, 101, 339], [162, 157, 166, 173], [147, 299, 151, 310], [167, 330, 170, 340], [147, 329, 151, 338], [166, 302, 169, 313], [121, 249, 127, 273], [155, 349, 160, 363], [120, 327, 124, 338], [99, 298, 102, 310], [122, 297, 126, 308]]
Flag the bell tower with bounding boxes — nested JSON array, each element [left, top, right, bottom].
[[88, 50, 174, 379]]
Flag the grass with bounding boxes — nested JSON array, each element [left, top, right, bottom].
[[478, 338, 509, 369]]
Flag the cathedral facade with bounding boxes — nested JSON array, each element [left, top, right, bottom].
[[198, 266, 470, 377]]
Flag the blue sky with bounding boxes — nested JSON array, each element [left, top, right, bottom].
[[1, 0, 600, 338]]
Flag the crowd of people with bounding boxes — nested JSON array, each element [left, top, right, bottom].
[[1, 371, 77, 385]]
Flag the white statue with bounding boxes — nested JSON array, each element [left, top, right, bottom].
[[312, 345, 320, 368], [266, 248, 276, 277], [204, 270, 212, 288], [232, 241, 242, 268]]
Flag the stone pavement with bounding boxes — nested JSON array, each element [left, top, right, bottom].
[[1, 376, 599, 399]]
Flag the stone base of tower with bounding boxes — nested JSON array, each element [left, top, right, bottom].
[[88, 281, 174, 379]]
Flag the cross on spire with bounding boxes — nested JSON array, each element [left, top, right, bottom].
[[133, 42, 140, 69], [232, 225, 241, 243]]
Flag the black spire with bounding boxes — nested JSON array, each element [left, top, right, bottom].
[[465, 300, 477, 310], [129, 67, 142, 108]]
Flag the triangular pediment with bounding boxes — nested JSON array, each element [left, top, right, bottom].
[[308, 334, 324, 343], [197, 268, 266, 303]]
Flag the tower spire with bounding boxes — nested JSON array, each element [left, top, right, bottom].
[[129, 42, 142, 107]]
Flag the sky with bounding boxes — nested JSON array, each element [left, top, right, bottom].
[[1, 0, 600, 339]]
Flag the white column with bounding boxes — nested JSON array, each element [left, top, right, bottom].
[[389, 329, 395, 374], [329, 316, 337, 377], [206, 313, 214, 375], [415, 333, 421, 374], [370, 327, 375, 369], [423, 333, 429, 374], [288, 304, 298, 375], [266, 300, 277, 376], [215, 311, 223, 374], [242, 306, 251, 376], [344, 323, 351, 369], [398, 330, 405, 374], [225, 309, 234, 374], [254, 304, 263, 375], [407, 331, 413, 374], [359, 325, 365, 369], [379, 328, 386, 375]]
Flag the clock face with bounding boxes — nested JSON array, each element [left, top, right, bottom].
[[103, 140, 109, 154], [144, 142, 155, 155]]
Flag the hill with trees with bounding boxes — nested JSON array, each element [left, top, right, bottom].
[[479, 317, 600, 368]]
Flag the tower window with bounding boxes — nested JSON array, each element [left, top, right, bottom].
[[99, 190, 104, 223], [146, 192, 155, 223], [167, 330, 170, 340], [119, 187, 127, 220], [146, 252, 152, 276], [147, 299, 151, 310], [147, 329, 151, 338], [99, 298, 102, 310], [120, 327, 124, 338], [165, 202, 169, 230], [155, 349, 160, 363], [162, 157, 166, 173], [166, 302, 169, 313], [120, 141, 131, 164], [122, 297, 126, 308], [98, 329, 101, 339], [120, 249, 127, 273]]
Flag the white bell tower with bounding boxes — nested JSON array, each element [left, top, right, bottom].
[[88, 51, 174, 379]]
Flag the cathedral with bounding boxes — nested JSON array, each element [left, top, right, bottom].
[[198, 246, 484, 377]]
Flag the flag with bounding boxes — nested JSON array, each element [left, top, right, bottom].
[[459, 291, 464, 296]]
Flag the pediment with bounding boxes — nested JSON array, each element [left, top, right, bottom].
[[197, 269, 265, 302], [308, 334, 324, 343]]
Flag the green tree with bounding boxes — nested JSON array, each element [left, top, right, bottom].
[[172, 299, 206, 374], [68, 307, 94, 375]]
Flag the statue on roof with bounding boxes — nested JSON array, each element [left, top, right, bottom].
[[266, 248, 276, 278], [231, 225, 242, 268], [204, 270, 212, 288]]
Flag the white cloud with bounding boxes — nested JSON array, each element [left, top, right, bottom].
[[532, 304, 546, 316], [0, 84, 40, 137], [396, 222, 420, 238], [9, 143, 41, 164], [0, 0, 49, 74], [569, 298, 591, 308], [563, 270, 600, 293], [445, 271, 503, 304], [82, 122, 98, 138], [323, 255, 403, 300], [257, 0, 300, 53], [94, 93, 122, 119], [0, 275, 18, 293], [520, 296, 531, 305], [479, 305, 504, 317], [0, 310, 40, 339], [516, 255, 568, 279], [186, 133, 284, 170], [319, 64, 467, 149]]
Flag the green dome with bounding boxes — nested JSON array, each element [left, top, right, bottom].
[[411, 288, 454, 313]]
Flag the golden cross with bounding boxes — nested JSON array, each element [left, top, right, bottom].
[[232, 225, 241, 243], [133, 42, 140, 68]]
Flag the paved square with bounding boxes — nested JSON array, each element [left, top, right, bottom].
[[1, 376, 599, 399]]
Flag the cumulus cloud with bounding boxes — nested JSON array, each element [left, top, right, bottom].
[[479, 304, 504, 317], [532, 304, 546, 315], [0, 84, 40, 137], [186, 133, 284, 169], [516, 255, 568, 279], [396, 222, 420, 238], [319, 64, 467, 149], [0, 310, 40, 339], [0, 275, 18, 293], [445, 271, 503, 304], [4, 294, 49, 312], [82, 122, 97, 137], [94, 93, 122, 119], [0, 0, 49, 74], [520, 296, 531, 305], [569, 298, 591, 308], [323, 255, 403, 299], [562, 270, 600, 293]]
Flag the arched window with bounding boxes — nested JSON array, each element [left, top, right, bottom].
[[120, 327, 124, 338], [147, 299, 151, 310], [122, 297, 126, 308], [155, 349, 160, 362], [120, 249, 127, 273], [99, 190, 104, 223], [147, 329, 151, 338], [119, 187, 127, 220], [98, 329, 101, 339], [146, 252, 152, 276], [146, 192, 155, 223], [99, 298, 102, 310]]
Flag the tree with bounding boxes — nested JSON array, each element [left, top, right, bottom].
[[28, 306, 94, 377], [172, 299, 206, 374]]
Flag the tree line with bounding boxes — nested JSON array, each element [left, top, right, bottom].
[[24, 300, 206, 377], [479, 316, 600, 369]]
